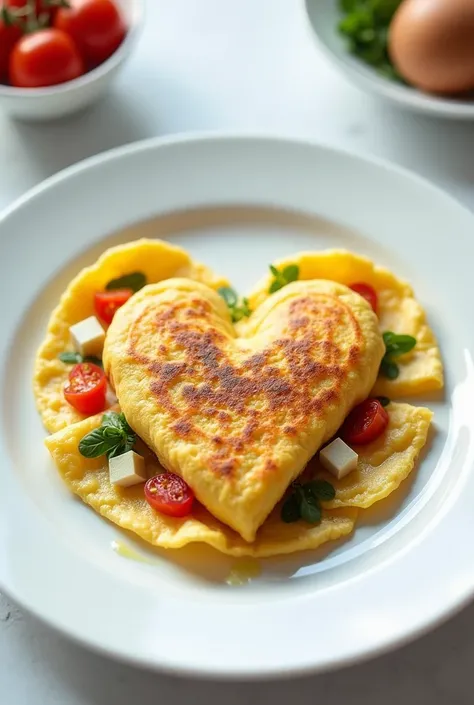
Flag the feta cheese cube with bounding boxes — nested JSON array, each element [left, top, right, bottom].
[[69, 316, 105, 358], [109, 451, 147, 487], [319, 438, 358, 480]]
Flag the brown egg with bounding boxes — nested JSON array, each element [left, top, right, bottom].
[[388, 0, 474, 95]]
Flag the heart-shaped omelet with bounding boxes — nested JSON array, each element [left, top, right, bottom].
[[104, 278, 385, 542]]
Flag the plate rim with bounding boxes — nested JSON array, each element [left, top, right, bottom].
[[1, 132, 473, 679]]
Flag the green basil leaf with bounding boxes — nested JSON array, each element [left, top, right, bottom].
[[59, 352, 82, 364], [380, 358, 399, 379], [269, 279, 283, 294], [102, 411, 125, 431], [300, 496, 322, 524], [269, 264, 280, 278], [105, 271, 147, 293], [79, 429, 114, 458], [107, 442, 127, 459], [218, 287, 238, 309], [102, 425, 124, 440], [383, 331, 416, 357], [282, 264, 299, 283], [281, 494, 301, 523], [382, 331, 395, 346], [376, 396, 391, 407], [307, 479, 336, 501], [241, 298, 251, 316]]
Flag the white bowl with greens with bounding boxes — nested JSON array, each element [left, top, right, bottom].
[[304, 0, 474, 119]]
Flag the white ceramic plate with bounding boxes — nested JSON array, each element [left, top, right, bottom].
[[304, 0, 474, 120], [1, 134, 473, 679]]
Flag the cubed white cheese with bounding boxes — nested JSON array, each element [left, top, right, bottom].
[[319, 438, 358, 480], [109, 451, 147, 487], [69, 316, 105, 358]]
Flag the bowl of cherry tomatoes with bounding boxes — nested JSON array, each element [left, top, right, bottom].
[[0, 0, 144, 121]]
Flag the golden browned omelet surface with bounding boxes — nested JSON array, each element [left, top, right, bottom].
[[45, 399, 431, 556], [34, 239, 229, 434], [44, 413, 357, 558], [104, 277, 384, 542], [244, 250, 443, 397]]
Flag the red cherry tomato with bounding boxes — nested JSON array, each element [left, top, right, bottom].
[[64, 362, 107, 415], [0, 14, 21, 81], [349, 282, 378, 313], [9, 28, 84, 87], [145, 473, 195, 518], [94, 289, 132, 325], [54, 0, 126, 66], [342, 398, 389, 446]]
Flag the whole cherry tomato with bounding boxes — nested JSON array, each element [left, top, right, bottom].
[[349, 282, 378, 313], [145, 473, 195, 518], [54, 0, 126, 66], [342, 398, 389, 446], [94, 289, 133, 325], [0, 14, 21, 81], [9, 28, 84, 87], [64, 362, 107, 415]]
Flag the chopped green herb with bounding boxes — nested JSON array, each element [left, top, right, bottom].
[[105, 271, 147, 293], [59, 352, 103, 367], [79, 411, 136, 460], [281, 494, 301, 523], [218, 287, 252, 323], [280, 478, 335, 524], [268, 263, 300, 294], [307, 479, 336, 502], [59, 352, 82, 364], [379, 331, 416, 379], [376, 396, 391, 407], [338, 0, 405, 83]]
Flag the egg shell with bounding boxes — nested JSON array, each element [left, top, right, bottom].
[[389, 0, 474, 95]]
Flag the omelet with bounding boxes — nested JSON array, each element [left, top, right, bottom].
[[313, 402, 433, 508], [244, 250, 443, 397], [45, 413, 357, 558], [34, 239, 229, 434], [44, 399, 431, 556], [104, 277, 384, 542]]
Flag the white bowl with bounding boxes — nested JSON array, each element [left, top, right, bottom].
[[304, 0, 474, 120], [0, 0, 144, 121]]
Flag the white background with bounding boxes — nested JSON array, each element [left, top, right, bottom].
[[2, 0, 474, 702]]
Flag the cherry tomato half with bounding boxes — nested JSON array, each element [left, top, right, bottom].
[[0, 14, 21, 81], [9, 28, 84, 88], [64, 362, 107, 415], [145, 473, 194, 518], [55, 0, 126, 66], [342, 398, 389, 446], [94, 289, 132, 325], [349, 282, 378, 313]]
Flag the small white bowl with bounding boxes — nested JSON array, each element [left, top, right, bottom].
[[305, 0, 474, 120], [0, 0, 144, 121]]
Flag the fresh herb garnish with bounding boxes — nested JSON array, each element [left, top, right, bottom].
[[281, 479, 335, 524], [79, 411, 136, 460], [218, 287, 252, 323], [59, 352, 103, 367], [338, 0, 405, 82], [376, 396, 391, 407], [379, 331, 416, 379], [268, 264, 300, 294], [105, 271, 147, 293]]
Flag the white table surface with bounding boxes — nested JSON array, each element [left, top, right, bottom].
[[2, 0, 474, 702]]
